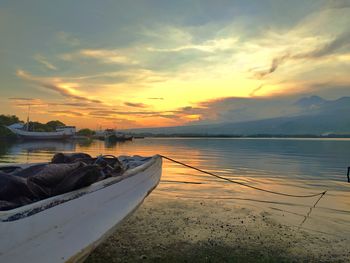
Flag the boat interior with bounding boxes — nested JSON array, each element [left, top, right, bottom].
[[0, 153, 152, 211]]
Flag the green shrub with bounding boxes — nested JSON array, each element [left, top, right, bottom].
[[0, 126, 16, 139], [77, 128, 95, 136], [0, 115, 20, 126]]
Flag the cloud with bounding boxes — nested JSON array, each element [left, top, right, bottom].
[[147, 37, 238, 53], [9, 97, 37, 101], [148, 97, 164, 100], [253, 54, 290, 79], [48, 110, 84, 117], [58, 49, 139, 66], [249, 84, 265, 97], [9, 97, 47, 107], [124, 102, 148, 108], [251, 30, 350, 79], [89, 110, 163, 117], [79, 49, 138, 65], [9, 97, 90, 110], [88, 109, 182, 123], [157, 114, 178, 119], [92, 117, 139, 128], [326, 0, 350, 10], [34, 54, 57, 70], [16, 70, 102, 104], [48, 102, 88, 107], [56, 31, 80, 46], [299, 31, 350, 58], [169, 95, 313, 125]]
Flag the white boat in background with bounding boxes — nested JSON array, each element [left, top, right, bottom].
[[7, 123, 76, 140], [0, 155, 162, 263]]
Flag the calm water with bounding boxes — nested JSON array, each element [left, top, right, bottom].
[[1, 138, 350, 238]]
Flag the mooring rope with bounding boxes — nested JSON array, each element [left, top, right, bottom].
[[161, 180, 203, 185], [299, 191, 327, 228], [160, 155, 327, 199], [160, 155, 328, 226]]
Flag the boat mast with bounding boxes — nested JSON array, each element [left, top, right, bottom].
[[26, 104, 30, 131]]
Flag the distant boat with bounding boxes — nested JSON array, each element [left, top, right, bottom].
[[95, 129, 133, 142], [106, 133, 133, 142], [7, 123, 76, 140], [0, 155, 162, 263]]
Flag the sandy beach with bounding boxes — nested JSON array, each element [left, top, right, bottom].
[[86, 195, 350, 263]]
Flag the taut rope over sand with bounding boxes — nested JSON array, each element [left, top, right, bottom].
[[160, 155, 327, 198], [160, 155, 328, 227]]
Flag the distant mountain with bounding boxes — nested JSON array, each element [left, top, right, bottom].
[[125, 96, 350, 135], [319, 96, 350, 113], [294, 95, 326, 109]]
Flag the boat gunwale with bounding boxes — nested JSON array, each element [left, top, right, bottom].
[[0, 155, 161, 222], [6, 127, 75, 139]]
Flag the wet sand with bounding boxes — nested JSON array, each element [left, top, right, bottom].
[[86, 196, 350, 263]]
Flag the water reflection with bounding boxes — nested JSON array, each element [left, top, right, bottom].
[[0, 138, 349, 238], [76, 138, 94, 148], [0, 140, 76, 162], [0, 140, 13, 158]]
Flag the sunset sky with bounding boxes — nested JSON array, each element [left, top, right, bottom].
[[1, 0, 350, 129]]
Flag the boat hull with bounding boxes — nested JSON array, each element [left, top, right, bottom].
[[0, 155, 162, 263], [7, 127, 74, 140]]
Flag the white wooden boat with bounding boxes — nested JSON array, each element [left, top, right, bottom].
[[7, 123, 76, 140], [0, 155, 162, 263]]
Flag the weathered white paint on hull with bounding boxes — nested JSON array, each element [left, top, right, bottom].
[[0, 155, 162, 263], [7, 127, 74, 140]]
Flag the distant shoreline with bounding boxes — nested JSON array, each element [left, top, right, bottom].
[[131, 134, 350, 139]]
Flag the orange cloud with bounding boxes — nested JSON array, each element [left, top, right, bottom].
[[16, 70, 102, 104], [124, 102, 148, 108], [48, 110, 84, 117], [62, 49, 138, 65]]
